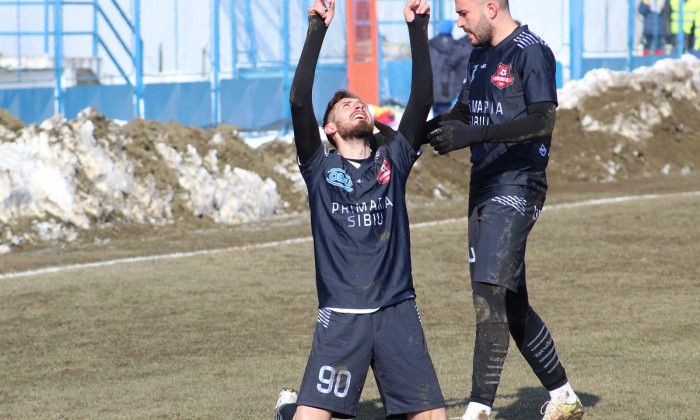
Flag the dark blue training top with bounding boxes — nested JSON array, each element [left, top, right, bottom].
[[299, 133, 420, 310], [458, 25, 557, 205]]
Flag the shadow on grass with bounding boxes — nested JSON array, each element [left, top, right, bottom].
[[356, 397, 468, 419], [356, 389, 599, 419], [493, 387, 599, 419]]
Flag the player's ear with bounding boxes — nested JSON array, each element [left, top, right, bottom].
[[487, 1, 497, 18], [324, 123, 337, 136]]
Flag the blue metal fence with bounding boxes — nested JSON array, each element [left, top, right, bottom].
[[0, 0, 142, 121], [0, 0, 688, 130], [569, 0, 684, 81]]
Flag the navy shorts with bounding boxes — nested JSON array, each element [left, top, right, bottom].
[[296, 299, 445, 418], [468, 188, 542, 291]]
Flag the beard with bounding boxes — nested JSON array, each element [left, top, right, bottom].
[[336, 118, 374, 139], [468, 13, 494, 47]]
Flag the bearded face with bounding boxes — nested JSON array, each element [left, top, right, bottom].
[[456, 0, 495, 48], [335, 116, 374, 139], [467, 11, 494, 47], [329, 97, 374, 140]]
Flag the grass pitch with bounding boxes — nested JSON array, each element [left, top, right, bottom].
[[1, 177, 699, 419]]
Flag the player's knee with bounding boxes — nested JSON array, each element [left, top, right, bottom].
[[472, 281, 508, 324], [292, 405, 332, 420], [407, 407, 448, 420]]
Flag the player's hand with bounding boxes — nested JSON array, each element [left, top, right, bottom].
[[427, 120, 481, 155], [404, 0, 430, 23], [373, 120, 397, 147], [308, 0, 335, 27]]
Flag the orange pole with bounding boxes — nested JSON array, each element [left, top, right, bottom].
[[346, 0, 379, 105]]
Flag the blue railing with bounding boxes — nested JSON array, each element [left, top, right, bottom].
[[0, 0, 142, 117], [0, 0, 690, 130]]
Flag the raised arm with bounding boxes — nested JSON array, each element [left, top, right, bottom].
[[426, 101, 556, 155], [289, 0, 334, 164], [397, 0, 433, 151]]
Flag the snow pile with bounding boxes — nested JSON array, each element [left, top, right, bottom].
[[0, 108, 282, 247], [0, 111, 177, 233], [557, 54, 700, 140], [155, 142, 280, 224]]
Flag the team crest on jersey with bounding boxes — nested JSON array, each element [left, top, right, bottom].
[[377, 158, 391, 184], [491, 63, 514, 89], [326, 168, 354, 192]]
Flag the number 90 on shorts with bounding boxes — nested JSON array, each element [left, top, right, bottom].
[[317, 365, 351, 398]]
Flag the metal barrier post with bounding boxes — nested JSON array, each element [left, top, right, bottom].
[[628, 0, 635, 71], [244, 0, 257, 69], [231, 0, 237, 77], [283, 0, 291, 132], [211, 0, 221, 126], [93, 0, 99, 76], [16, 1, 22, 82], [569, 0, 584, 80], [54, 0, 64, 115], [134, 0, 143, 117], [44, 0, 50, 52]]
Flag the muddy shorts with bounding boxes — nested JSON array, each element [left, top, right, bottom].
[[296, 299, 445, 418], [468, 188, 542, 291]]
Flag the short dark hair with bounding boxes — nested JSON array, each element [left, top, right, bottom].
[[322, 89, 360, 147]]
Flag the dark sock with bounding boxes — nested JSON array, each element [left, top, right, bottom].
[[513, 307, 567, 390], [277, 403, 296, 420], [507, 287, 568, 390]]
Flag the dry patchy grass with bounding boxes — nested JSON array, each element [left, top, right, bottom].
[[1, 176, 699, 419]]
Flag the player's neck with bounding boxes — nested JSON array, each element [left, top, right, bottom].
[[491, 20, 519, 47], [337, 137, 371, 160]]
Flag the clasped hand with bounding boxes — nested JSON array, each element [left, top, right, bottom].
[[404, 0, 430, 22], [427, 120, 481, 155], [309, 0, 334, 26]]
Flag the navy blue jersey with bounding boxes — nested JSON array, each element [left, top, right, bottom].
[[299, 133, 420, 310], [458, 25, 557, 203]]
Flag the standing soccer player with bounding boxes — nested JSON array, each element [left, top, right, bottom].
[[425, 1, 585, 420], [275, 1, 447, 419]]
